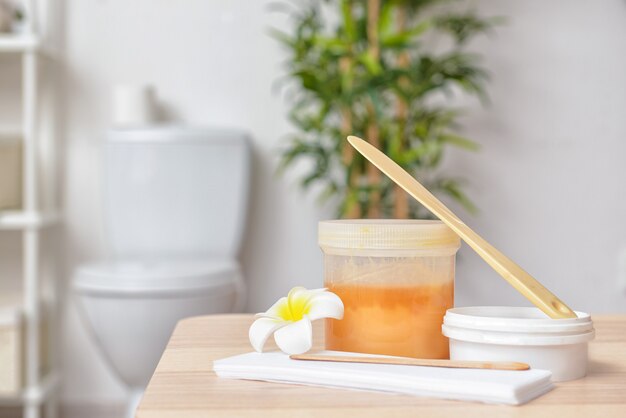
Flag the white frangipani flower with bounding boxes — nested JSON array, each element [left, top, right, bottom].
[[249, 287, 344, 355]]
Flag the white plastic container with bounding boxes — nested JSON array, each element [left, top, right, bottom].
[[442, 306, 594, 382]]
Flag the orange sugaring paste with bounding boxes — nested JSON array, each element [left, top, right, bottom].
[[325, 281, 453, 359]]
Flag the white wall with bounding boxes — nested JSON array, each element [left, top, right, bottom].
[[448, 0, 626, 312], [1, 0, 624, 406]]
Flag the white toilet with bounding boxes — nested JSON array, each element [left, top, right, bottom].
[[73, 126, 249, 415]]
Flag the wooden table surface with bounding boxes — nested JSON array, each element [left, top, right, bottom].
[[136, 314, 626, 418]]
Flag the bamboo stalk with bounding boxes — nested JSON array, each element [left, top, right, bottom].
[[394, 6, 410, 219], [341, 103, 359, 219], [366, 0, 380, 59], [337, 0, 361, 218], [339, 38, 360, 218], [366, 0, 381, 218]]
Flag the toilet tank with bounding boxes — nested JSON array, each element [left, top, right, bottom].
[[104, 127, 250, 259]]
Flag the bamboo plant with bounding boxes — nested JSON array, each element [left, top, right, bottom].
[[273, 0, 499, 218]]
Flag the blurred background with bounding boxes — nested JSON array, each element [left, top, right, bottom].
[[0, 0, 625, 417]]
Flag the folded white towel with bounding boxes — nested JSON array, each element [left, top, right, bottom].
[[214, 350, 553, 405]]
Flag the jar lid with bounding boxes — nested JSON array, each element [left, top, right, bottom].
[[442, 306, 595, 346], [443, 306, 594, 334], [318, 219, 460, 251]]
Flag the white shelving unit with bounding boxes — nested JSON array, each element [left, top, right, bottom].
[[0, 1, 59, 418], [0, 34, 39, 52]]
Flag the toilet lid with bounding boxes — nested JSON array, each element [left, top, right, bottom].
[[74, 258, 240, 295]]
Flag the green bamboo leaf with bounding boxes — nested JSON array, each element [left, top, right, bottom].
[[380, 20, 431, 47], [301, 172, 320, 189], [424, 140, 443, 166], [440, 134, 480, 151], [317, 182, 339, 205], [434, 13, 503, 44], [437, 179, 478, 214], [267, 28, 294, 47], [339, 189, 359, 217], [402, 144, 427, 165], [292, 70, 319, 91], [276, 140, 306, 175], [378, 2, 394, 35], [386, 127, 402, 161], [312, 35, 349, 54], [341, 0, 357, 41], [358, 51, 383, 75]]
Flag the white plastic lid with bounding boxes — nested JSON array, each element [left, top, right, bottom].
[[443, 306, 595, 346], [318, 219, 460, 251], [74, 259, 239, 295]]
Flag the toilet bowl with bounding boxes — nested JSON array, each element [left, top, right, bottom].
[[73, 126, 250, 417], [74, 259, 243, 389]]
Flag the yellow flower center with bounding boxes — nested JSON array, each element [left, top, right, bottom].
[[277, 294, 311, 322]]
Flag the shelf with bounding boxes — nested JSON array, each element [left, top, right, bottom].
[[1, 3, 61, 418], [0, 34, 40, 53], [0, 126, 22, 138], [0, 372, 59, 406], [0, 211, 60, 229]]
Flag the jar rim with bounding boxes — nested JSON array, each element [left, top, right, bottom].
[[318, 219, 460, 251], [443, 307, 593, 333]]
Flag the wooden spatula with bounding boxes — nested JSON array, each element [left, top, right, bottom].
[[291, 353, 530, 371], [347, 135, 576, 319]]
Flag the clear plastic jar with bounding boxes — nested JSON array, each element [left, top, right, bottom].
[[318, 220, 460, 359]]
